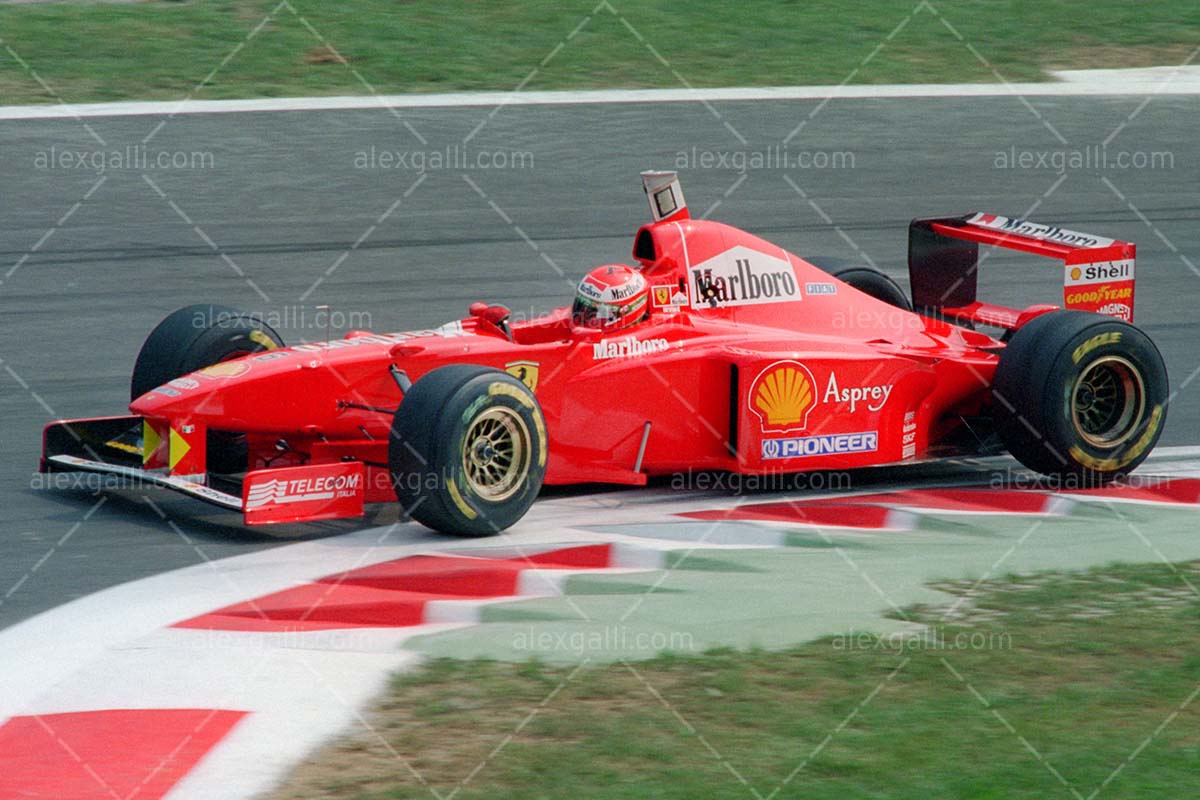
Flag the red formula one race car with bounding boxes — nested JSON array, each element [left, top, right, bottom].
[[41, 171, 1168, 535]]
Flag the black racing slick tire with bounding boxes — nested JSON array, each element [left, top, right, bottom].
[[131, 304, 285, 400], [389, 365, 547, 536], [131, 304, 285, 474], [832, 267, 913, 311], [992, 310, 1167, 485]]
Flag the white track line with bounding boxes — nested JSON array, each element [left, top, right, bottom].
[[1, 66, 1198, 121]]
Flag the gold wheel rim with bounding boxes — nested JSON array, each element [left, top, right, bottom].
[[462, 406, 530, 502], [1071, 355, 1145, 448]]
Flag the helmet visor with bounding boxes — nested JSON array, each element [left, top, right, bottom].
[[572, 294, 646, 330]]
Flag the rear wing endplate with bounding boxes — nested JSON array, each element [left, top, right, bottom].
[[908, 212, 1136, 327]]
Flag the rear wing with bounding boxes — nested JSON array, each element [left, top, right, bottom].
[[908, 213, 1136, 328]]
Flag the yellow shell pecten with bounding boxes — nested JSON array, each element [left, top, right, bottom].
[[754, 365, 813, 427]]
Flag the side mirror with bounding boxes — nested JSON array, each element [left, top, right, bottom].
[[469, 303, 513, 342]]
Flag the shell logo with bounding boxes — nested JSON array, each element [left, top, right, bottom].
[[749, 360, 817, 433], [198, 361, 250, 380], [1069, 266, 1082, 281]]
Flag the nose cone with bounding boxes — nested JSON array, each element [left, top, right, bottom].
[[130, 379, 217, 419], [126, 351, 328, 435], [129, 359, 257, 419]]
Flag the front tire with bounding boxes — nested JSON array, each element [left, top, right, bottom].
[[389, 365, 547, 536], [992, 310, 1167, 484], [131, 304, 284, 399], [131, 304, 285, 474]]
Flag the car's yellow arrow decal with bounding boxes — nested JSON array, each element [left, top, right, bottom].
[[169, 427, 192, 471], [143, 420, 162, 465]]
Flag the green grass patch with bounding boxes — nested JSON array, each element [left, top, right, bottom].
[[1, 1, 1199, 104], [269, 560, 1200, 799]]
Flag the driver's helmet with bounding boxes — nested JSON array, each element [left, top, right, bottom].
[[571, 264, 649, 331]]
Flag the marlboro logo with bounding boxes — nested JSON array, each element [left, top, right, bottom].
[[969, 213, 1116, 249], [689, 247, 800, 309], [592, 337, 670, 360]]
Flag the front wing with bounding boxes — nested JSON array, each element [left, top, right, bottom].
[[41, 416, 366, 525]]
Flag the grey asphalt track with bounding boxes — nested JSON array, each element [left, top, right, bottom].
[[1, 94, 1197, 629]]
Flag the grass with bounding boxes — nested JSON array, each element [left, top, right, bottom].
[[0, 1, 1198, 104], [269, 560, 1200, 799]]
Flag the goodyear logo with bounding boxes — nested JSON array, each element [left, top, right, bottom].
[[749, 360, 816, 433], [1065, 284, 1133, 305]]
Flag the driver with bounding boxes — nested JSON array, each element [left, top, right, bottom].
[[571, 264, 650, 331]]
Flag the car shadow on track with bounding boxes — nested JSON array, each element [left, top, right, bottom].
[[33, 488, 398, 544], [31, 458, 1021, 546]]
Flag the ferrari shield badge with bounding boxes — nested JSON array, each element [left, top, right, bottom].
[[505, 360, 539, 392]]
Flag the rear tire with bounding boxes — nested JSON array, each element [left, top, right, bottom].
[[131, 304, 285, 474], [832, 267, 913, 311], [992, 310, 1167, 485], [389, 365, 547, 535]]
